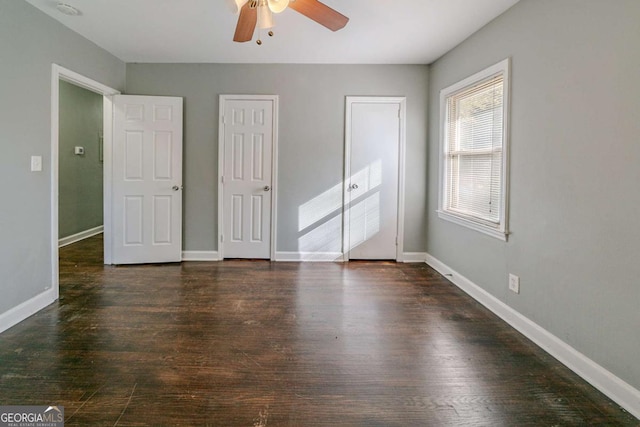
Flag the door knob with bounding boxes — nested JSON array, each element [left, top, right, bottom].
[[172, 185, 182, 191], [351, 183, 359, 190], [263, 185, 271, 192]]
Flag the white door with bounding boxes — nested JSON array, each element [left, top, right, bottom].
[[220, 98, 275, 259], [344, 97, 405, 260], [112, 95, 183, 264]]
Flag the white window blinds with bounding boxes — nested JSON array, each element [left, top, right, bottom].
[[439, 58, 510, 240], [445, 75, 503, 223]]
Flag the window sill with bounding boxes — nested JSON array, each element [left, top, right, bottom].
[[437, 210, 508, 241]]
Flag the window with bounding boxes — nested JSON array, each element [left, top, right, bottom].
[[438, 59, 510, 240]]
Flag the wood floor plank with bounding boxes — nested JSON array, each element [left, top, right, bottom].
[[0, 235, 637, 426]]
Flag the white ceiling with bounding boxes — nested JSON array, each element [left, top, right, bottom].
[[25, 0, 520, 64]]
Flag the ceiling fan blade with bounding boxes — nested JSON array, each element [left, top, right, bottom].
[[233, 2, 257, 42], [288, 0, 349, 32]]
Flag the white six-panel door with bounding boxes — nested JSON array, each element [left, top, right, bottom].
[[344, 97, 406, 260], [112, 95, 183, 264], [220, 97, 275, 259]]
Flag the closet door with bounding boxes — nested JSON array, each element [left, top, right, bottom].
[[344, 97, 405, 260]]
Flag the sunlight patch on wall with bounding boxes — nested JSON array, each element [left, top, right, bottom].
[[298, 214, 342, 253], [298, 182, 342, 232], [297, 159, 383, 254]]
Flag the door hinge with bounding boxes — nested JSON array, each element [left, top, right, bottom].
[[221, 176, 225, 184], [221, 115, 227, 125], [220, 235, 224, 243], [395, 236, 398, 246]]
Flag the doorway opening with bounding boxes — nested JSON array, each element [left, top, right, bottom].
[[51, 64, 120, 299], [58, 80, 104, 248]]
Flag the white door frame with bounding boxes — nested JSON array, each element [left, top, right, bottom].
[[343, 96, 407, 262], [217, 95, 279, 260], [51, 64, 120, 298]]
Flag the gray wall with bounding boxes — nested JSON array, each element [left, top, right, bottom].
[[126, 64, 429, 254], [427, 0, 640, 389], [59, 81, 104, 239], [0, 0, 125, 315]]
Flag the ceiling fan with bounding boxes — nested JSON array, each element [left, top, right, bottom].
[[228, 0, 349, 44]]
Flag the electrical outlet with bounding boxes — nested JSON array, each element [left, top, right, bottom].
[[30, 155, 42, 172], [509, 273, 520, 294]]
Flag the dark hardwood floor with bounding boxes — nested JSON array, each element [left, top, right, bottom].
[[0, 235, 637, 426]]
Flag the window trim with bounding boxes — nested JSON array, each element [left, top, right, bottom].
[[437, 58, 511, 241]]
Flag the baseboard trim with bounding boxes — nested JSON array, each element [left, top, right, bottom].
[[275, 252, 344, 262], [182, 251, 220, 261], [425, 253, 640, 419], [0, 289, 58, 334], [402, 252, 427, 263], [58, 226, 103, 247], [273, 252, 427, 263]]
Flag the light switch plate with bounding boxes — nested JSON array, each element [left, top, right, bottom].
[[31, 156, 42, 172]]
